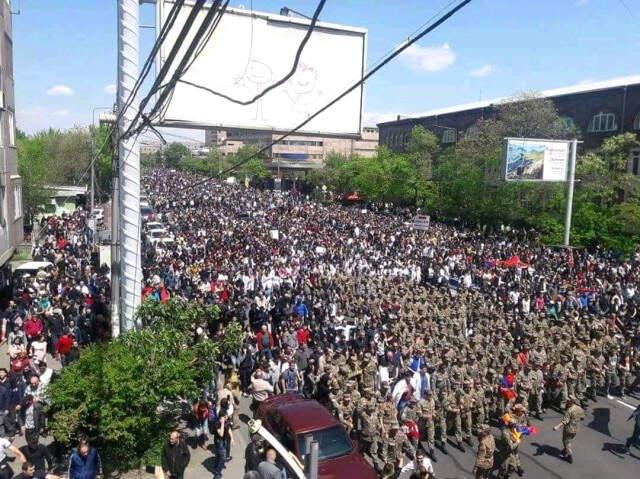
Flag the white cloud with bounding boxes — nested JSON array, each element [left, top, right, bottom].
[[46, 84, 74, 96], [104, 83, 117, 95], [400, 43, 456, 72], [17, 106, 86, 133], [575, 0, 588, 6], [470, 64, 495, 78], [363, 111, 399, 126]]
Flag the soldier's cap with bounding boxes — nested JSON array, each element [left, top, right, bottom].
[[364, 352, 371, 359], [567, 395, 577, 402], [463, 380, 472, 386], [513, 404, 525, 412], [487, 368, 497, 375], [343, 393, 351, 399], [479, 424, 491, 433]]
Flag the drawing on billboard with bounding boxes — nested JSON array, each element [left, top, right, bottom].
[[503, 138, 570, 182], [156, 3, 367, 136]]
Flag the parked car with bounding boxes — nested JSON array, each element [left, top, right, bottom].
[[257, 394, 377, 479], [147, 229, 174, 246], [144, 221, 164, 232]]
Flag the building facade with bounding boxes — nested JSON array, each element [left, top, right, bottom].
[[204, 127, 379, 172], [378, 76, 640, 173], [0, 1, 22, 277]]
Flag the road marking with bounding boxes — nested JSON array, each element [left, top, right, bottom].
[[615, 399, 637, 410]]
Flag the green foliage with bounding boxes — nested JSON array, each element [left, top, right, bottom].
[[164, 142, 190, 168], [93, 124, 115, 196], [309, 94, 639, 253], [17, 127, 101, 222], [48, 298, 243, 473]]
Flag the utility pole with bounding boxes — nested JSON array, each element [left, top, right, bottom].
[[563, 139, 579, 247], [117, 0, 142, 334]]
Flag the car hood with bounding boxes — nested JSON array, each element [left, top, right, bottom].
[[317, 452, 377, 479]]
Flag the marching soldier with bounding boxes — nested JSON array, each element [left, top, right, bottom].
[[460, 380, 475, 446], [587, 349, 605, 401], [553, 395, 584, 464], [528, 361, 545, 419], [474, 424, 495, 479], [499, 419, 524, 478], [473, 379, 486, 434], [436, 389, 449, 454], [447, 390, 464, 450], [338, 393, 355, 435], [359, 401, 382, 459], [418, 389, 437, 460]]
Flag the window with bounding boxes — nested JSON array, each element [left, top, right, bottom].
[[403, 134, 409, 146], [588, 112, 617, 132], [13, 184, 20, 219], [630, 148, 640, 176], [441, 129, 457, 143], [561, 116, 575, 131], [7, 111, 14, 146], [466, 125, 479, 139], [633, 112, 640, 130]]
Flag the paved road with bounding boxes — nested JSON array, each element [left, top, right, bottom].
[[425, 395, 640, 479]]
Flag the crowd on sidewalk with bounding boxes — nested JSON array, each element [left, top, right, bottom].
[[140, 169, 640, 479], [0, 209, 109, 479]]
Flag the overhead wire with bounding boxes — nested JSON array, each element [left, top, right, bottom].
[[180, 0, 475, 190], [33, 0, 187, 238], [122, 0, 210, 140], [176, 0, 326, 106]]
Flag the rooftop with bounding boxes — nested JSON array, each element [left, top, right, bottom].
[[380, 75, 640, 125]]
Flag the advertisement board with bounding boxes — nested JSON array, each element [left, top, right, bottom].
[[503, 138, 571, 182], [157, 2, 366, 136]]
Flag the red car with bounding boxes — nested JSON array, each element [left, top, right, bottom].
[[257, 394, 377, 479]]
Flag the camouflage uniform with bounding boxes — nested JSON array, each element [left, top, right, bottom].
[[418, 392, 437, 453], [500, 424, 522, 477], [460, 382, 475, 443], [474, 428, 495, 479], [560, 402, 584, 459]]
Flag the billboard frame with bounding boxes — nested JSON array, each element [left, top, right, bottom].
[[154, 1, 367, 138], [501, 137, 572, 183]]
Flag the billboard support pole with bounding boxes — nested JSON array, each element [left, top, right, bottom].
[[563, 139, 578, 246], [117, 0, 142, 332]]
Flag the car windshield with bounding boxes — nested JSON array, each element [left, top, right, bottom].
[[296, 425, 352, 461]]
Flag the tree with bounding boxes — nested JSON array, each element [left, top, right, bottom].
[[48, 298, 243, 473], [227, 145, 268, 181], [406, 125, 439, 206], [92, 124, 115, 197], [17, 135, 49, 222], [164, 142, 190, 168]]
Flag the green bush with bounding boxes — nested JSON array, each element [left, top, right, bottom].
[[48, 298, 243, 473]]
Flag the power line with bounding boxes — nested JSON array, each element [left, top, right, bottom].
[[177, 0, 326, 106], [122, 0, 209, 140], [183, 0, 475, 189], [617, 0, 640, 25]]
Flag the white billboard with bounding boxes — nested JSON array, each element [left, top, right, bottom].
[[156, 2, 366, 136], [503, 138, 571, 182]]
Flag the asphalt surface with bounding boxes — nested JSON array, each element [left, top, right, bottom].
[[424, 394, 640, 479]]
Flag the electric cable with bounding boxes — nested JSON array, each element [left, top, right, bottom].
[[180, 0, 475, 190]]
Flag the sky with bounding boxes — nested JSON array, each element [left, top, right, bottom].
[[13, 0, 640, 142]]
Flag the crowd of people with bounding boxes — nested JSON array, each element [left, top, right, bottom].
[[141, 169, 640, 479], [0, 210, 109, 479]]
